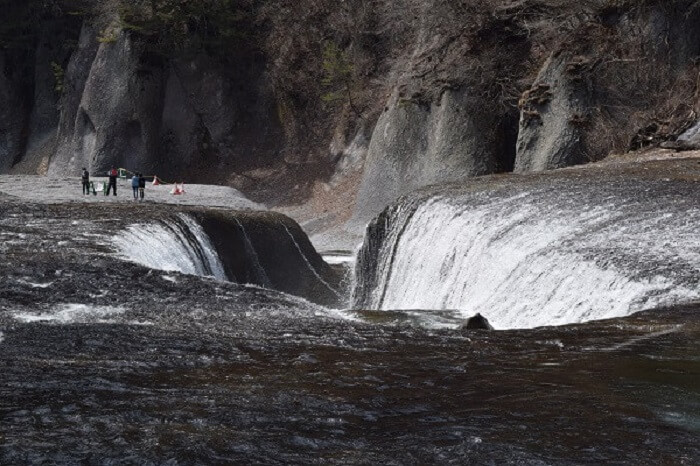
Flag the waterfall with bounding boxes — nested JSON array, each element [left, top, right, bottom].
[[353, 182, 700, 329], [113, 213, 227, 280], [233, 218, 272, 287]]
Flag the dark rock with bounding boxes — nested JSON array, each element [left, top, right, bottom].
[[196, 210, 344, 307], [0, 52, 30, 172], [462, 313, 494, 331], [14, 21, 73, 174], [48, 27, 283, 184], [50, 30, 165, 177]]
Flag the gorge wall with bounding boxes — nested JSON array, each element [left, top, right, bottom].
[[1, 0, 699, 216]]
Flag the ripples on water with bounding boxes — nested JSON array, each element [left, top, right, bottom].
[[1, 294, 698, 464]]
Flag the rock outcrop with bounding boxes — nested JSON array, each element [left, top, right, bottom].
[[352, 88, 516, 225], [196, 210, 344, 307], [516, 3, 700, 172], [661, 120, 700, 151], [50, 28, 164, 177], [47, 26, 283, 182], [514, 54, 589, 172], [0, 52, 29, 173], [462, 313, 494, 331], [1, 0, 699, 215]]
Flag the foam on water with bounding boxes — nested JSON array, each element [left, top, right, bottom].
[[322, 254, 356, 265], [354, 187, 700, 329], [13, 304, 125, 324], [113, 213, 226, 280], [18, 279, 54, 288]]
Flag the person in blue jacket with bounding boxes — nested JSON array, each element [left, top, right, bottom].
[[131, 173, 140, 200]]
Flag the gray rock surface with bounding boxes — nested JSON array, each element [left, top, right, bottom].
[[660, 120, 700, 151], [49, 23, 100, 176], [47, 26, 283, 183], [49, 30, 165, 177], [514, 54, 588, 173], [0, 174, 263, 210], [679, 120, 700, 146], [351, 88, 513, 226], [13, 22, 70, 174]]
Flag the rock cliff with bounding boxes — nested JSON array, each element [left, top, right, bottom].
[[1, 0, 699, 219]]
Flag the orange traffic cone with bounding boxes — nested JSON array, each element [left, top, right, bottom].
[[152, 176, 160, 186], [171, 183, 183, 195]]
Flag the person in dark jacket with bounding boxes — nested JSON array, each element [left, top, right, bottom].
[[81, 168, 90, 195], [138, 173, 146, 201], [106, 167, 118, 196]]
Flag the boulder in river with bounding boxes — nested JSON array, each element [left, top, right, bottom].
[[462, 313, 494, 331]]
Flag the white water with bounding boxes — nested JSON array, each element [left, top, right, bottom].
[[113, 214, 227, 280], [359, 190, 700, 330], [13, 304, 125, 324], [233, 218, 272, 287]]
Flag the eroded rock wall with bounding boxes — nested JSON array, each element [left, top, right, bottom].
[[352, 88, 515, 225], [50, 29, 164, 177], [47, 27, 284, 182], [516, 3, 700, 171], [1, 0, 699, 217]]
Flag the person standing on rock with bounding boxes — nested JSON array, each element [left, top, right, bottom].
[[81, 168, 90, 195], [138, 173, 146, 201], [106, 166, 118, 196], [131, 173, 140, 201]]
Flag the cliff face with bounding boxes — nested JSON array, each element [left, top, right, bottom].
[[1, 0, 699, 215], [48, 22, 283, 183]]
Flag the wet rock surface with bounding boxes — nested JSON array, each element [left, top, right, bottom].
[[1, 168, 699, 463], [463, 313, 494, 330], [1, 272, 698, 462], [0, 189, 341, 307]]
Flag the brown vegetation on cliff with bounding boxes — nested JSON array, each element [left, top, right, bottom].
[[1, 0, 699, 205]]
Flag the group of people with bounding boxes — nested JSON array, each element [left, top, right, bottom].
[[131, 172, 146, 201], [80, 167, 146, 200]]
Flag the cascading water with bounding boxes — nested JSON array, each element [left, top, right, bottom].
[[233, 218, 272, 287], [113, 213, 227, 280], [353, 179, 700, 329]]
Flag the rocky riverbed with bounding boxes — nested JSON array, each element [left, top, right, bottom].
[[1, 162, 699, 464]]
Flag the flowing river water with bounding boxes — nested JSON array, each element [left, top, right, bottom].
[[1, 159, 699, 464]]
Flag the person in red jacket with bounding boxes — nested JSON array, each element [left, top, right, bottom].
[[106, 167, 118, 196]]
